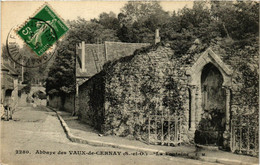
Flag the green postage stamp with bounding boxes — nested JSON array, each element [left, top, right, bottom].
[[17, 4, 69, 56]]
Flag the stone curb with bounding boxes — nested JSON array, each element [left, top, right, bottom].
[[47, 107, 258, 165], [48, 107, 166, 155], [48, 106, 166, 154], [200, 157, 258, 165]]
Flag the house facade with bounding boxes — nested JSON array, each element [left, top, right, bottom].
[[1, 59, 19, 114]]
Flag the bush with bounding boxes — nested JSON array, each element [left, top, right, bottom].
[[195, 108, 225, 146]]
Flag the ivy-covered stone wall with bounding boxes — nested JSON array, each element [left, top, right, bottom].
[[78, 72, 105, 131], [77, 42, 258, 145], [102, 45, 191, 141], [210, 44, 259, 118]]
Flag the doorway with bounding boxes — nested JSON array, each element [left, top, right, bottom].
[[195, 63, 226, 146]]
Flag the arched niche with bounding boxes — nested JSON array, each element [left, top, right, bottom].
[[201, 63, 225, 111]]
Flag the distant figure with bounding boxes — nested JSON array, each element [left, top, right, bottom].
[[1, 104, 5, 120], [3, 96, 13, 120]]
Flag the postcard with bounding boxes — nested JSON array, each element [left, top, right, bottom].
[[1, 1, 259, 165]]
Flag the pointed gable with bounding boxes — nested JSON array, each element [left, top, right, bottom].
[[186, 47, 233, 86]]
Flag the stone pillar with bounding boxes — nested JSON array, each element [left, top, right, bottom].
[[76, 82, 79, 97], [81, 41, 86, 72], [189, 86, 196, 131], [224, 87, 231, 132], [154, 29, 161, 44], [223, 86, 231, 149], [12, 76, 19, 109], [183, 89, 190, 132], [74, 82, 79, 116], [195, 86, 202, 126]]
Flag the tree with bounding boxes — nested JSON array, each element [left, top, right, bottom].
[[46, 40, 75, 95], [118, 1, 170, 43], [161, 1, 258, 56], [68, 18, 119, 44], [119, 1, 166, 26], [95, 12, 120, 31], [210, 1, 259, 46]]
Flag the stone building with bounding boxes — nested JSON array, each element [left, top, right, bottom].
[[74, 41, 149, 113], [77, 40, 258, 152], [48, 41, 149, 113], [1, 60, 19, 112]]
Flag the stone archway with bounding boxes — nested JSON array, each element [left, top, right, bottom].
[[186, 48, 232, 146]]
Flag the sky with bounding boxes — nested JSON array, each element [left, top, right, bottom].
[[1, 1, 193, 44]]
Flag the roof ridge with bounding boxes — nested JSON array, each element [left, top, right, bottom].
[[85, 44, 103, 46], [104, 41, 150, 45]]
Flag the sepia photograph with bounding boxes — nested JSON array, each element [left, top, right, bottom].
[[0, 1, 259, 165]]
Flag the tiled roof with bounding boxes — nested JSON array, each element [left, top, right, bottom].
[[105, 42, 150, 61], [76, 44, 105, 78], [76, 41, 150, 78]]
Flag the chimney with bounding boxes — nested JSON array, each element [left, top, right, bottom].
[[154, 29, 160, 44], [81, 41, 86, 72]]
